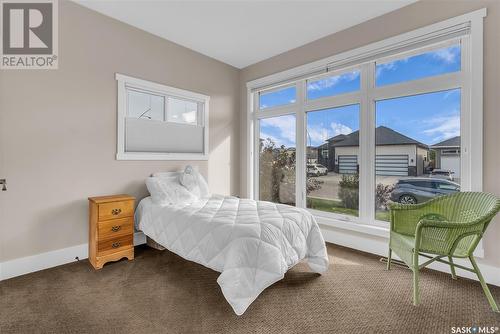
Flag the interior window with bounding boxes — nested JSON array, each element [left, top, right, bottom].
[[259, 114, 296, 205], [167, 97, 199, 125], [376, 44, 461, 86], [117, 73, 209, 160], [306, 104, 360, 217], [375, 89, 461, 221], [250, 33, 478, 227], [307, 70, 360, 100], [259, 86, 296, 110], [127, 89, 165, 121]]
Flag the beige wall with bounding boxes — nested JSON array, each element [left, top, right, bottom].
[[240, 0, 500, 268], [0, 1, 240, 262]]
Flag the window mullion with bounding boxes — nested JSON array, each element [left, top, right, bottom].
[[253, 92, 260, 200], [296, 81, 306, 208], [359, 62, 376, 223], [460, 36, 470, 192]]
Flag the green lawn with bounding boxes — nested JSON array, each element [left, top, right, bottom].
[[307, 197, 359, 217], [375, 210, 391, 222], [308, 197, 391, 222]]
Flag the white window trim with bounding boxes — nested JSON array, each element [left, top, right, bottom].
[[245, 9, 486, 256], [116, 73, 209, 161]]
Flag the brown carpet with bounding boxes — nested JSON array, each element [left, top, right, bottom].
[[1, 244, 499, 334]]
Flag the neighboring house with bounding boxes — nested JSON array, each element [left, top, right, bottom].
[[317, 126, 429, 176], [316, 143, 329, 168], [430, 136, 460, 178], [317, 134, 347, 171], [306, 146, 318, 163]]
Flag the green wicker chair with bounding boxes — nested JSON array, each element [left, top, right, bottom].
[[387, 192, 500, 312]]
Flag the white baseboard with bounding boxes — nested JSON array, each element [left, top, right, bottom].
[[320, 224, 500, 287], [0, 232, 147, 281], [0, 243, 89, 281]]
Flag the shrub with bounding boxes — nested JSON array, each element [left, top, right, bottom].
[[375, 183, 394, 210], [338, 174, 359, 209], [307, 177, 324, 194]]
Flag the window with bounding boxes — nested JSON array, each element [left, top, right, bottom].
[[376, 44, 461, 86], [259, 86, 296, 110], [375, 89, 461, 221], [116, 73, 209, 160], [442, 149, 460, 155], [127, 89, 165, 121], [247, 9, 484, 231], [306, 105, 360, 217], [307, 70, 360, 99], [166, 97, 199, 125], [259, 115, 296, 205]]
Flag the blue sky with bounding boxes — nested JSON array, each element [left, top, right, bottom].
[[260, 45, 461, 148]]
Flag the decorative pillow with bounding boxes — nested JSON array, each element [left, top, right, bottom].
[[146, 176, 196, 206], [179, 165, 211, 199]]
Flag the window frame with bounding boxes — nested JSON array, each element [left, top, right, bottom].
[[246, 9, 485, 250], [116, 73, 210, 161]]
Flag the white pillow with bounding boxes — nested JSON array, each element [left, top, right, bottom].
[[179, 165, 211, 199], [151, 171, 182, 178], [146, 176, 196, 206]]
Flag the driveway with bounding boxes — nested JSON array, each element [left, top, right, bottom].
[[307, 172, 450, 200]]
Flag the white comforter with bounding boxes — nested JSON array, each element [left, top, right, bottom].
[[136, 195, 329, 315]]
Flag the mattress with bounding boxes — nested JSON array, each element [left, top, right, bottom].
[[135, 195, 329, 315]]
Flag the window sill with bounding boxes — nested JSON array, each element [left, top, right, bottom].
[[314, 214, 389, 239], [314, 213, 484, 258]]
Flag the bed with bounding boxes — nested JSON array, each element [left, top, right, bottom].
[[136, 170, 329, 315]]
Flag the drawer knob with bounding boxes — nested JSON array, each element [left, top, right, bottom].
[[111, 225, 121, 232], [112, 242, 121, 248], [111, 208, 122, 215]]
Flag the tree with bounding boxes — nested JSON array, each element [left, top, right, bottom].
[[259, 138, 323, 203]]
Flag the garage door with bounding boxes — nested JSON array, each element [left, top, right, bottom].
[[376, 155, 408, 176], [441, 156, 460, 178], [338, 155, 358, 174]]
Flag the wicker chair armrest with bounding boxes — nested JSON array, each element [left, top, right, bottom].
[[417, 218, 485, 229]]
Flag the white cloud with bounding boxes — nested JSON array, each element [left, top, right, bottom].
[[260, 132, 284, 147], [307, 71, 359, 91], [331, 122, 353, 136], [375, 57, 411, 78], [261, 116, 354, 147], [308, 77, 340, 91], [423, 114, 460, 143], [260, 115, 296, 146], [307, 126, 329, 146], [376, 60, 401, 78], [430, 46, 459, 64]]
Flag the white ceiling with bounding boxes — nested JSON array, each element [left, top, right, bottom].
[[75, 0, 417, 69]]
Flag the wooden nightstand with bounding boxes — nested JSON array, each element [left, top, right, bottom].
[[88, 194, 135, 269]]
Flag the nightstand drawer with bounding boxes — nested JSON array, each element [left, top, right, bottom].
[[98, 217, 133, 240], [98, 200, 134, 221], [98, 234, 133, 256]]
